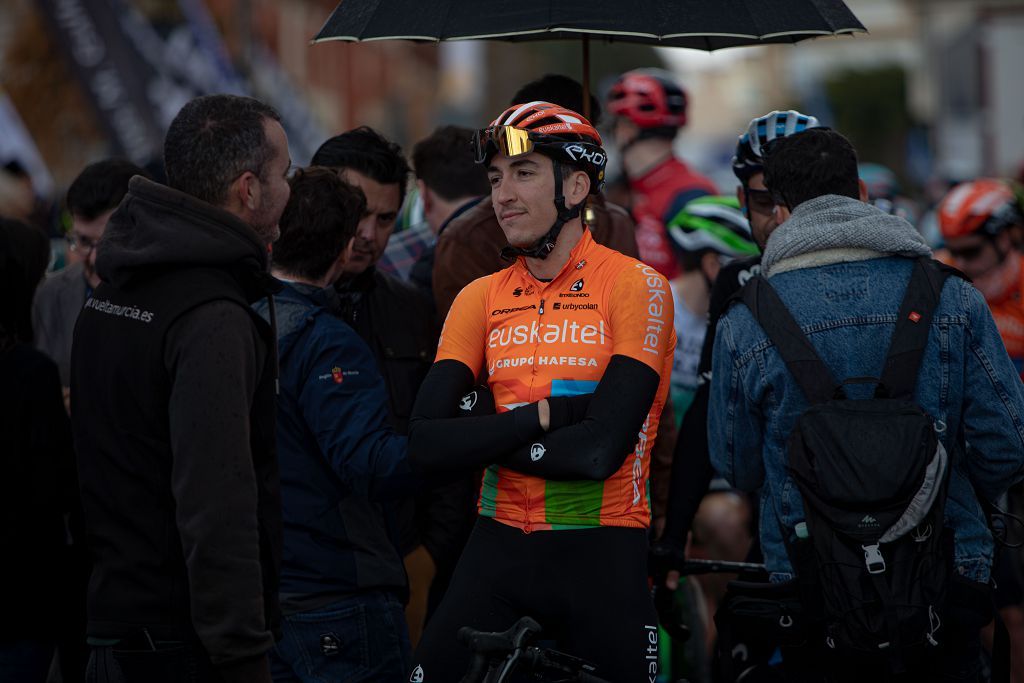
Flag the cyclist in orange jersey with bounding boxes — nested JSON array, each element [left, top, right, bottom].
[[406, 102, 675, 683], [939, 178, 1024, 380]]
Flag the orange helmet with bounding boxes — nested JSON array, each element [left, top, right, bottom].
[[938, 179, 1023, 240], [474, 101, 606, 194], [474, 102, 607, 259]]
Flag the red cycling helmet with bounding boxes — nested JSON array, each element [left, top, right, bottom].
[[606, 69, 687, 129], [938, 179, 1023, 241]]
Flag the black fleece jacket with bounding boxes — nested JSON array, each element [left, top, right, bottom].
[[72, 177, 282, 683]]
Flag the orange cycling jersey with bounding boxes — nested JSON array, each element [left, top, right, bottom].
[[437, 229, 675, 531], [988, 254, 1024, 380]]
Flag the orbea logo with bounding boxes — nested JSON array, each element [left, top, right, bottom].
[[492, 304, 537, 316], [488, 320, 606, 348]]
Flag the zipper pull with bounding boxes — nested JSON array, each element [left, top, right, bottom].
[[538, 298, 545, 315]]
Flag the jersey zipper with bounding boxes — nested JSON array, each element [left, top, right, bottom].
[[538, 298, 545, 315]]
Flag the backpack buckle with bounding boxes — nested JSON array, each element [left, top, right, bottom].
[[862, 543, 886, 574]]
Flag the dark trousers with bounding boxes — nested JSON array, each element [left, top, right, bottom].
[[86, 636, 221, 683], [413, 517, 658, 683]]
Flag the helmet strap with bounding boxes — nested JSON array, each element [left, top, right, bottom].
[[500, 159, 583, 261]]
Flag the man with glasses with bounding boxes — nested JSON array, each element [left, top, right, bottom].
[[32, 159, 148, 394], [655, 111, 820, 596], [938, 178, 1024, 380]]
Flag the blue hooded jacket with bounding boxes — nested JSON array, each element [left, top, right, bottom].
[[255, 282, 418, 607]]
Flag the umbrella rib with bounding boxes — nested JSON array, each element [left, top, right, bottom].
[[658, 28, 861, 40]]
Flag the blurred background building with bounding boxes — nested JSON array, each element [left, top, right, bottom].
[[2, 0, 1023, 214]]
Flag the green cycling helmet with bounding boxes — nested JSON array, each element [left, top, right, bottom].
[[667, 195, 759, 258]]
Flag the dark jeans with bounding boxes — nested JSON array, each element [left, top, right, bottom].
[[86, 636, 221, 683], [269, 591, 411, 683], [0, 639, 54, 683]]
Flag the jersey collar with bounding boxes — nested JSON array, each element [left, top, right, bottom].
[[514, 228, 597, 288]]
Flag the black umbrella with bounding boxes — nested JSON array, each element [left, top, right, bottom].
[[312, 0, 867, 116]]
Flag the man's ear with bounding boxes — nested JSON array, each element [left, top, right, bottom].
[[324, 236, 355, 286], [700, 250, 722, 283], [736, 185, 748, 217], [858, 178, 869, 203], [229, 170, 261, 213], [774, 204, 792, 223], [996, 230, 1013, 253], [568, 170, 590, 205], [417, 179, 433, 213]]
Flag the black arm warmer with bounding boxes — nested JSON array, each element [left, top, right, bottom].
[[501, 355, 662, 481], [660, 261, 753, 548], [407, 359, 545, 473], [660, 381, 714, 550]]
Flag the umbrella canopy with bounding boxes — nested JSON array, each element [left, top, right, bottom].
[[313, 0, 866, 51]]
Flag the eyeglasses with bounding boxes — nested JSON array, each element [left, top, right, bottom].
[[67, 233, 99, 253], [947, 242, 989, 262], [745, 188, 776, 215], [472, 126, 538, 164]]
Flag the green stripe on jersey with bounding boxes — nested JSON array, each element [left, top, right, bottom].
[[544, 479, 605, 526], [479, 465, 500, 516]]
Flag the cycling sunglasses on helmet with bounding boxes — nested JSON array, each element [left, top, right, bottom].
[[473, 126, 537, 164]]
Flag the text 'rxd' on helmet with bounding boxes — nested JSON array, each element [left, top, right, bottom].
[[473, 101, 607, 194], [606, 68, 687, 130], [667, 195, 759, 259], [732, 110, 821, 183], [938, 178, 1024, 241]]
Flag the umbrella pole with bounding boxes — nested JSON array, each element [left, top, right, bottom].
[[581, 35, 591, 120]]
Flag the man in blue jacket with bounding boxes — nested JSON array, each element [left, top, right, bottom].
[[254, 167, 418, 682], [709, 128, 1024, 680]]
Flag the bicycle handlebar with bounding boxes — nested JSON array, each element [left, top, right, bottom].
[[458, 616, 541, 655], [677, 558, 767, 575], [459, 617, 613, 683]]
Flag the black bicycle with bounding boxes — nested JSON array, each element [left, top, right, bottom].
[[457, 559, 769, 683], [458, 616, 613, 683]]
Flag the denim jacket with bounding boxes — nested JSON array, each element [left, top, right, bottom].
[[709, 256, 1024, 582]]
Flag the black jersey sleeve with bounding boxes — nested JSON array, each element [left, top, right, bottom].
[[407, 359, 545, 473], [500, 355, 661, 481]]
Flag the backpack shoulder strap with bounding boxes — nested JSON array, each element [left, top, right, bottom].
[[739, 275, 839, 405], [879, 257, 958, 399]]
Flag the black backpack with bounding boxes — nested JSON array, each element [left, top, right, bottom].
[[738, 257, 958, 673]]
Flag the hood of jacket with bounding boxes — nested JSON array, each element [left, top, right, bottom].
[[97, 176, 276, 302], [762, 194, 931, 277]]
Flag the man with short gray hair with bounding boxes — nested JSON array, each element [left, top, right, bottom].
[[72, 94, 291, 683]]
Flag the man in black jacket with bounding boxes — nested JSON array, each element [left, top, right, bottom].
[[72, 94, 292, 683]]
